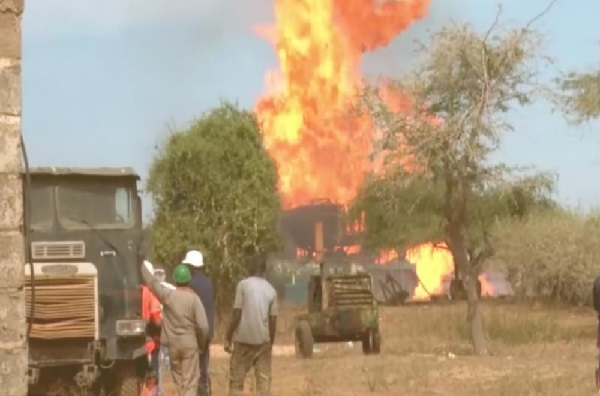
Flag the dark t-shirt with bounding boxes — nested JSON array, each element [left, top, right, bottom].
[[190, 271, 215, 339]]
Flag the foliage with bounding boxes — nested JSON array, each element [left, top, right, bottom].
[[354, 4, 557, 355], [350, 170, 556, 255], [555, 68, 600, 125], [146, 102, 282, 309], [491, 209, 599, 305]]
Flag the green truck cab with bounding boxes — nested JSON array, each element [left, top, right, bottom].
[[24, 167, 146, 396]]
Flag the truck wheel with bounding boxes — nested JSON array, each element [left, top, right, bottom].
[[115, 375, 138, 396], [362, 328, 381, 355], [295, 321, 314, 359], [101, 361, 140, 396]]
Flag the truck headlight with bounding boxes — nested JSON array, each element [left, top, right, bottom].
[[116, 319, 146, 336]]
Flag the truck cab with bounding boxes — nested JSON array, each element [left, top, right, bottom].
[[25, 167, 146, 395]]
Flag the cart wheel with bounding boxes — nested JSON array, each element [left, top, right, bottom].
[[362, 328, 381, 355], [295, 321, 314, 359], [371, 328, 381, 354]]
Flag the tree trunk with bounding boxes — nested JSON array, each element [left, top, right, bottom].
[[447, 226, 488, 356], [444, 168, 488, 356], [0, 0, 28, 394]]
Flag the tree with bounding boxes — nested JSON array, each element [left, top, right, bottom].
[[0, 0, 27, 394], [354, 5, 556, 355], [491, 208, 599, 305], [147, 102, 282, 309], [556, 68, 600, 125]]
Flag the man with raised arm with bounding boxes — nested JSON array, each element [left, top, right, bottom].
[[141, 260, 209, 396]]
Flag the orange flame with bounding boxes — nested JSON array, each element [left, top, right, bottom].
[[255, 0, 431, 209], [405, 243, 454, 300], [253, 0, 488, 299]]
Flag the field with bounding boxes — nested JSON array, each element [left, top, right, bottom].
[[164, 301, 597, 395]]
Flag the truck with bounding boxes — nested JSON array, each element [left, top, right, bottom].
[[24, 167, 147, 396]]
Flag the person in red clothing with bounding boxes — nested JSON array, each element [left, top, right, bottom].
[[142, 269, 163, 392]]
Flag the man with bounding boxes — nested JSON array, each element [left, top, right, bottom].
[[225, 253, 278, 396], [141, 260, 209, 396], [181, 250, 215, 396]]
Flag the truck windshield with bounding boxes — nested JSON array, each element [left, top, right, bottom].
[[57, 183, 135, 229], [30, 184, 54, 230]]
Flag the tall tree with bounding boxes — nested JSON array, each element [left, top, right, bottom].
[[147, 102, 282, 309], [355, 5, 555, 355], [0, 0, 28, 394]]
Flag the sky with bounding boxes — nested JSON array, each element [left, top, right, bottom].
[[21, 0, 599, 217]]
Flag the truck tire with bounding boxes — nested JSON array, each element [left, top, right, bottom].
[[362, 328, 381, 355], [101, 361, 139, 396], [295, 321, 314, 359], [115, 375, 138, 396]]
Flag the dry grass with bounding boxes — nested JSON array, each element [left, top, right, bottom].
[[165, 301, 597, 395]]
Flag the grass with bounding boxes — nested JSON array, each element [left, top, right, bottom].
[[165, 301, 597, 395]]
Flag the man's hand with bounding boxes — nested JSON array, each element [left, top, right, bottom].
[[224, 339, 233, 354], [143, 260, 155, 274]]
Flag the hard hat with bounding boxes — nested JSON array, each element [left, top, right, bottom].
[[182, 250, 204, 268], [172, 264, 191, 284]]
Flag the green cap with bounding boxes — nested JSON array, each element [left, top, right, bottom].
[[172, 263, 191, 284]]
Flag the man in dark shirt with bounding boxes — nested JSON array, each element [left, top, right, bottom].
[[182, 250, 215, 396]]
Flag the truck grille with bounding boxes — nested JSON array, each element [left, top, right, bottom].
[[25, 273, 96, 339], [31, 241, 86, 260]]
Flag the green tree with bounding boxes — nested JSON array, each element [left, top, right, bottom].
[[556, 68, 600, 125], [491, 208, 599, 305], [146, 102, 282, 309], [354, 6, 556, 355]]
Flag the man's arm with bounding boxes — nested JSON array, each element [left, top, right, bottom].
[[268, 293, 278, 346], [225, 282, 243, 347], [140, 261, 170, 303]]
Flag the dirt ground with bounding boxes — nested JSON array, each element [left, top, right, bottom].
[[163, 301, 597, 395]]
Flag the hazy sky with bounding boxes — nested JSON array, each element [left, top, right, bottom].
[[22, 0, 599, 216]]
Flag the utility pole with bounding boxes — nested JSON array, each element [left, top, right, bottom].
[[0, 1, 28, 395]]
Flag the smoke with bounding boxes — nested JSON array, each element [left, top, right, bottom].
[[363, 0, 468, 78], [24, 0, 274, 39]]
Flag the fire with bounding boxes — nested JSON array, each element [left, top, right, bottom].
[[405, 243, 454, 299], [253, 0, 482, 299], [255, 0, 431, 209], [478, 273, 495, 297]]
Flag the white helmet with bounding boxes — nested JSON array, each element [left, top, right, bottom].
[[182, 250, 204, 268]]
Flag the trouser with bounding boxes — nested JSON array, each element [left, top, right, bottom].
[[228, 342, 272, 396], [169, 346, 201, 396], [199, 342, 211, 396]]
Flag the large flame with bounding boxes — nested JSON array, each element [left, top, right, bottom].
[[255, 0, 431, 209], [253, 0, 493, 299]]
